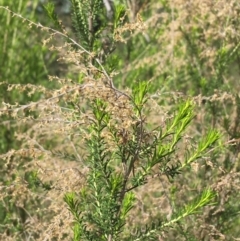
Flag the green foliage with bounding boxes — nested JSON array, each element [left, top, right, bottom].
[[181, 129, 220, 170], [113, 3, 126, 29], [0, 0, 57, 238], [0, 0, 55, 153], [43, 2, 66, 33], [63, 83, 220, 240], [70, 0, 107, 51], [1, 0, 240, 240]]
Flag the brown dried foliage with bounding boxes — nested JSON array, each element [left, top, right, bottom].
[[0, 0, 240, 240]]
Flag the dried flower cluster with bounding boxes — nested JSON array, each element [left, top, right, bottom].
[[0, 0, 240, 240]]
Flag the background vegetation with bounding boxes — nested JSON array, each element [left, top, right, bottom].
[[0, 0, 239, 240]]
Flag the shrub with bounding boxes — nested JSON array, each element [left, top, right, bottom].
[[0, 0, 239, 240]]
